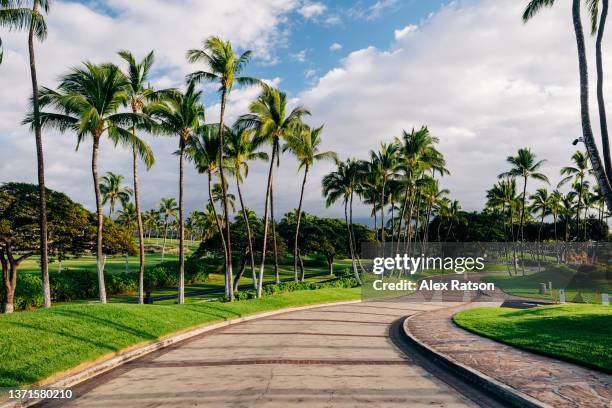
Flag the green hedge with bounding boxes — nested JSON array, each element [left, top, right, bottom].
[[2, 259, 211, 311], [232, 277, 360, 301]]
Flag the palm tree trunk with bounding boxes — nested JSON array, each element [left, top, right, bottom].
[[596, 0, 612, 183], [132, 145, 145, 304], [519, 176, 527, 275], [270, 183, 279, 284], [178, 146, 185, 304], [396, 187, 409, 252], [161, 217, 168, 262], [294, 165, 309, 282], [258, 141, 277, 298], [92, 136, 107, 303], [28, 2, 50, 309], [380, 178, 386, 244], [208, 172, 228, 273], [345, 199, 361, 284], [572, 0, 612, 212], [217, 88, 234, 301], [236, 177, 257, 290]]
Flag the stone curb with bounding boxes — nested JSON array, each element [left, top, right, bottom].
[[402, 310, 554, 408], [0, 299, 361, 408]]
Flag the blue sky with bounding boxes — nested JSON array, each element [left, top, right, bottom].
[[0, 0, 602, 220]]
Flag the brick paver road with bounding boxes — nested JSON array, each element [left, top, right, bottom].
[[41, 301, 479, 408]]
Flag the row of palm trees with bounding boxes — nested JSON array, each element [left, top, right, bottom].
[[6, 18, 332, 303], [488, 148, 606, 243], [322, 126, 454, 282]]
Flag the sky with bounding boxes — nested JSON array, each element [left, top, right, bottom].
[[0, 0, 608, 222]]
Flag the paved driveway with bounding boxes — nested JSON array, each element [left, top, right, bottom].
[[42, 301, 478, 408]]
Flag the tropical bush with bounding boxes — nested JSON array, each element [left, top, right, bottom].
[[232, 277, 360, 301]]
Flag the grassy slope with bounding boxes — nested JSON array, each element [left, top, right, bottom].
[[453, 305, 612, 372], [0, 288, 360, 389], [484, 267, 611, 303]]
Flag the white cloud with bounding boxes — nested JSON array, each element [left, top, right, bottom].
[[394, 24, 417, 40], [296, 0, 606, 218], [329, 42, 343, 52], [298, 1, 326, 19], [0, 0, 298, 215], [368, 0, 399, 20], [290, 49, 307, 62], [324, 15, 342, 26]]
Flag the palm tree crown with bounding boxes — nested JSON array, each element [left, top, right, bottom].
[[100, 172, 133, 219], [0, 0, 49, 64]]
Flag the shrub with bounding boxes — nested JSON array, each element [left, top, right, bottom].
[[227, 277, 360, 301]]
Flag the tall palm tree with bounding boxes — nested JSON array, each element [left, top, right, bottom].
[[523, 0, 612, 211], [284, 124, 337, 281], [548, 190, 562, 242], [186, 36, 258, 302], [32, 62, 142, 303], [225, 126, 268, 289], [587, 0, 612, 183], [118, 49, 156, 304], [157, 197, 178, 262], [559, 151, 592, 235], [184, 126, 228, 273], [147, 83, 205, 303], [530, 188, 550, 242], [236, 84, 310, 297], [322, 159, 363, 283], [369, 143, 399, 244], [2, 0, 51, 307], [100, 172, 133, 219], [499, 147, 549, 242]]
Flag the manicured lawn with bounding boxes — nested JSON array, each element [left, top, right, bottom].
[[0, 287, 361, 389], [484, 266, 611, 303], [453, 304, 612, 372]]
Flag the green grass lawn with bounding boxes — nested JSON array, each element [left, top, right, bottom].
[[453, 304, 612, 372], [483, 266, 611, 303], [0, 287, 361, 389]]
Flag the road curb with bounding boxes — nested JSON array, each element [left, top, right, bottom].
[[402, 310, 553, 408], [0, 299, 361, 408]]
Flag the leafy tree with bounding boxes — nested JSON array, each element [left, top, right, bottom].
[[2, 0, 51, 307], [0, 183, 133, 313]]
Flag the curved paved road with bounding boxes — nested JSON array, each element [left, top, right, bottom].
[[42, 301, 480, 408]]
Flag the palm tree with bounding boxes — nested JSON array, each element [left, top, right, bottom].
[[2, 0, 51, 308], [118, 49, 156, 304], [143, 209, 160, 239], [284, 124, 337, 281], [147, 83, 205, 303], [236, 85, 310, 298], [523, 0, 612, 211], [588, 0, 612, 183], [225, 126, 268, 289], [499, 148, 549, 243], [157, 197, 178, 262], [559, 151, 592, 234], [187, 36, 258, 302], [530, 188, 550, 242], [322, 159, 363, 283], [184, 126, 228, 273], [369, 143, 399, 244], [100, 172, 133, 219], [548, 190, 562, 242], [32, 62, 142, 303]]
